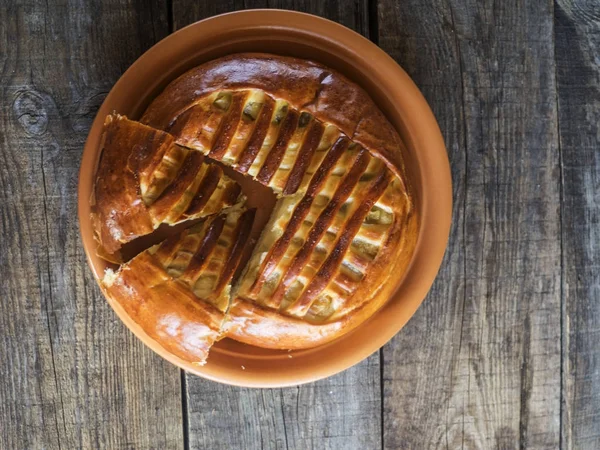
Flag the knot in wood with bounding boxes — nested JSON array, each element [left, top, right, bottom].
[[13, 90, 49, 136]]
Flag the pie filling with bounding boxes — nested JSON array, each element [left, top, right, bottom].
[[92, 54, 418, 364]]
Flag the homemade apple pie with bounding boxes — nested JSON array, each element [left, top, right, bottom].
[[92, 53, 418, 364]]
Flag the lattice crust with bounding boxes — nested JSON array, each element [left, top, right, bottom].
[[102, 209, 256, 365], [148, 208, 255, 312], [95, 54, 420, 353], [91, 114, 245, 256], [142, 54, 411, 180], [146, 85, 415, 329], [234, 143, 409, 323], [159, 89, 342, 196], [154, 87, 411, 211]]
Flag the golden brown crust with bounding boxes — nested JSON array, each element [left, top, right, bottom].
[[91, 114, 244, 257], [150, 209, 256, 312], [141, 53, 409, 181], [102, 209, 257, 364], [103, 252, 223, 364], [223, 298, 344, 349], [91, 114, 157, 254], [225, 200, 418, 350], [229, 157, 419, 349], [97, 54, 419, 355]]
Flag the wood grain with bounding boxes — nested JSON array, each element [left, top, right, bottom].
[[555, 1, 600, 448], [171, 2, 381, 449], [0, 1, 183, 449], [378, 0, 562, 448], [186, 356, 381, 450], [171, 0, 370, 38], [4, 0, 600, 448], [377, 1, 468, 447]]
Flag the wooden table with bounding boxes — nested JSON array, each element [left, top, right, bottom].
[[1, 1, 598, 448]]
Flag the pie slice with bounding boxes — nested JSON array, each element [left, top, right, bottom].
[[102, 208, 256, 365], [91, 114, 245, 259]]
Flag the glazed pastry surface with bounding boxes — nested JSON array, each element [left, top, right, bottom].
[[91, 114, 243, 257], [102, 209, 255, 364], [92, 53, 419, 360]]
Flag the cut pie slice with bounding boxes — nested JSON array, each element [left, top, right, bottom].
[[102, 208, 256, 365], [91, 114, 245, 259]]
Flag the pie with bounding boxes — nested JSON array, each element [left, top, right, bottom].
[[92, 53, 419, 364]]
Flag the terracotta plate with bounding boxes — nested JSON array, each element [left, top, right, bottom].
[[78, 9, 452, 387]]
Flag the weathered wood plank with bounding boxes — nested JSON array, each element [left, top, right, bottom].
[[171, 2, 380, 450], [555, 2, 600, 448], [378, 0, 562, 448], [172, 0, 370, 38], [0, 1, 183, 449], [186, 356, 381, 450], [377, 1, 468, 447]]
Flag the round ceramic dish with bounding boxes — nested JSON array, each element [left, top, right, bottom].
[[78, 9, 452, 387]]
